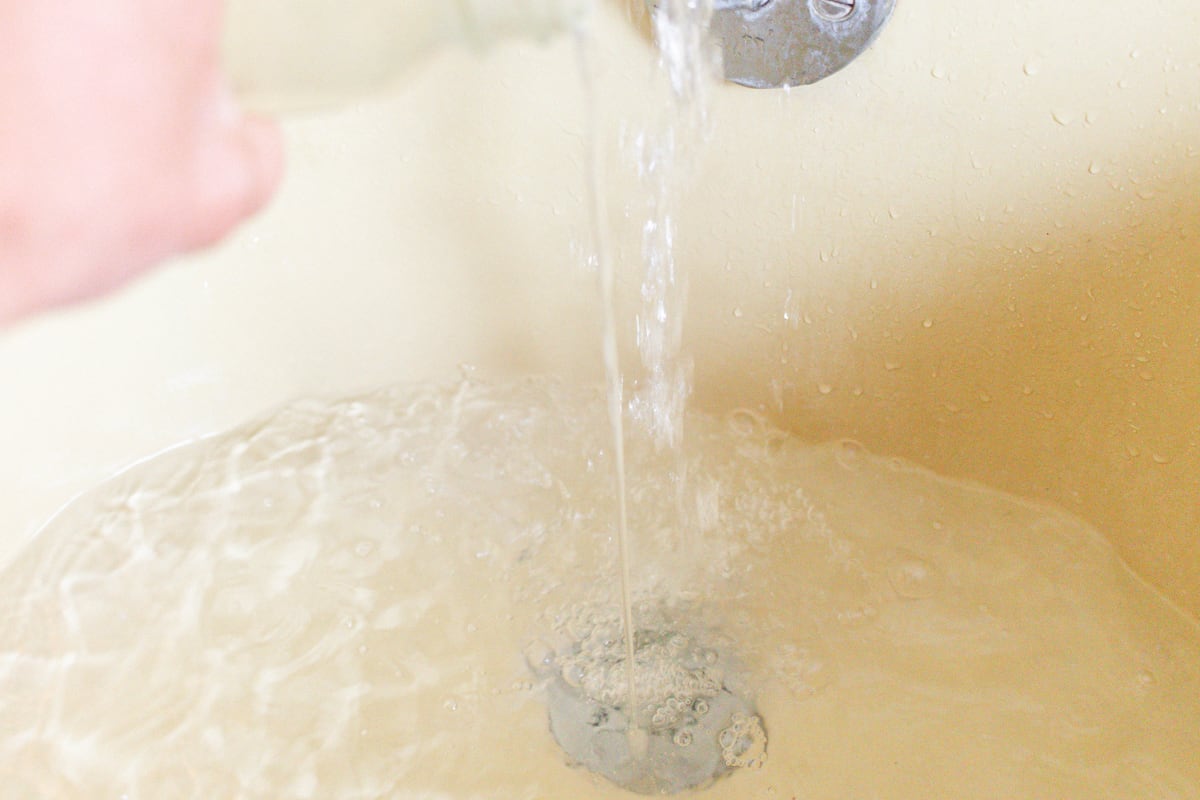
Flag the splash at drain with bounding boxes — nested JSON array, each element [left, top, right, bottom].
[[532, 608, 767, 794]]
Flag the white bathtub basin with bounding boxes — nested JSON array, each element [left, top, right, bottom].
[[0, 1, 1197, 794]]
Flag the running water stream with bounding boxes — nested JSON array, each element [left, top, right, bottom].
[[574, 29, 643, 753], [575, 0, 719, 766]]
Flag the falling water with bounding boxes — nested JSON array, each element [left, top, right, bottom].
[[575, 30, 642, 743], [631, 0, 719, 570], [630, 0, 716, 453], [574, 0, 720, 743]]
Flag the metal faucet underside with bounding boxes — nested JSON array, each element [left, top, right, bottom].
[[709, 0, 896, 87]]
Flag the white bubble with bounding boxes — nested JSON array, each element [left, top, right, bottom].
[[719, 713, 767, 770]]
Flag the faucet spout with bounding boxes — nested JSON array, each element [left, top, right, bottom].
[[709, 0, 897, 87]]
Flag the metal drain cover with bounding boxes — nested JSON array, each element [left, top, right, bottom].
[[539, 622, 767, 794]]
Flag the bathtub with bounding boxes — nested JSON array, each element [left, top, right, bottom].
[[0, 2, 1197, 790]]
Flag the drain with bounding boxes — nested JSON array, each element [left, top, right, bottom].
[[536, 617, 767, 794]]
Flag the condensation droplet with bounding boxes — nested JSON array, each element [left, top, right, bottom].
[[834, 439, 867, 470], [728, 408, 767, 437], [888, 551, 942, 600], [1052, 109, 1076, 126]]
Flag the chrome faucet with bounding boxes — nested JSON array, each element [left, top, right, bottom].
[[708, 0, 896, 87]]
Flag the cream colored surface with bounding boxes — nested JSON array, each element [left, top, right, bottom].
[[222, 0, 585, 113], [1, 0, 1198, 624], [5, 382, 1198, 797]]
